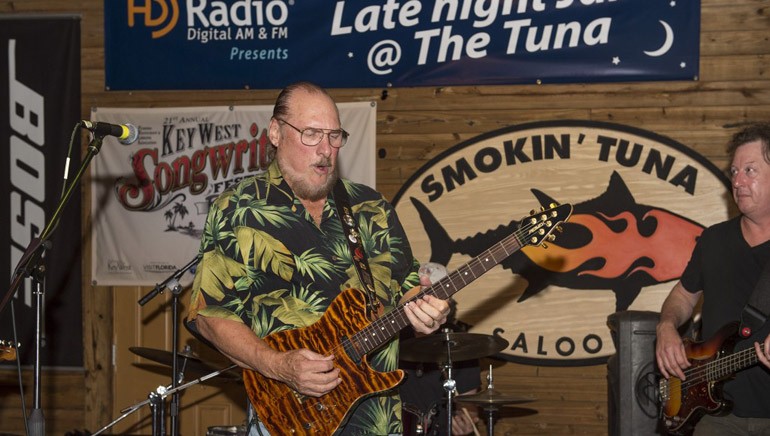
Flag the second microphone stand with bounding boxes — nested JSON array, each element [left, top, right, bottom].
[[138, 255, 200, 436]]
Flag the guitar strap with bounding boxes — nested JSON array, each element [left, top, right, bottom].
[[739, 257, 770, 338], [332, 181, 382, 320]]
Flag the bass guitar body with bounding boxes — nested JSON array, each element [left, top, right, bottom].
[[660, 322, 741, 435]]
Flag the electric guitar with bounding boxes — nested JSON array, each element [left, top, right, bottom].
[[1, 341, 18, 361], [243, 203, 573, 435], [659, 321, 765, 435]]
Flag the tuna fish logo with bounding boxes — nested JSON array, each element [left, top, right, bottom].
[[412, 171, 704, 311]]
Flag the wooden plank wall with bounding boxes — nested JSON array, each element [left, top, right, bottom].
[[0, 0, 768, 434]]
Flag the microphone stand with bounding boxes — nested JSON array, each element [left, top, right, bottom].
[[2, 130, 108, 436], [138, 255, 200, 436]]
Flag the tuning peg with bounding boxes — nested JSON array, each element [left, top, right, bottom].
[[547, 234, 557, 242], [541, 243, 549, 249]]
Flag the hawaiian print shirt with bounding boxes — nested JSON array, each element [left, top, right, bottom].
[[189, 161, 421, 435]]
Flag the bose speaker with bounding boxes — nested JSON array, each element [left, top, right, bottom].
[[607, 310, 662, 436]]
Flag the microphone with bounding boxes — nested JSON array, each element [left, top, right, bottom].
[[81, 120, 138, 145]]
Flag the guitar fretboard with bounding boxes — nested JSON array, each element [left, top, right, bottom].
[[347, 225, 533, 360], [704, 343, 765, 380]]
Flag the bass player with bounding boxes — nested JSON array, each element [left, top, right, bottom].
[[656, 122, 770, 435]]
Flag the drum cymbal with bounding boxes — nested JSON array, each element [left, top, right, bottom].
[[400, 332, 508, 363], [130, 346, 240, 380], [130, 346, 201, 365], [456, 388, 534, 406]]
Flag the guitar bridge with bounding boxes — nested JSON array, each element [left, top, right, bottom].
[[659, 378, 669, 401]]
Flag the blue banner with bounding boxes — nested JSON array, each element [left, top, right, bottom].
[[105, 0, 700, 90]]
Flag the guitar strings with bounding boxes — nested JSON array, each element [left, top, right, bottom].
[[263, 210, 558, 431], [666, 343, 766, 393]]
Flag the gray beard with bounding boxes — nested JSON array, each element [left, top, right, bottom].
[[277, 156, 338, 201]]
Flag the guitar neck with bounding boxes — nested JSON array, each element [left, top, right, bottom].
[[707, 343, 765, 380], [350, 231, 524, 357]]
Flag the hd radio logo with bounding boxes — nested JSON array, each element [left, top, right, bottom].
[[127, 0, 180, 38], [125, 0, 288, 40], [392, 120, 732, 365]]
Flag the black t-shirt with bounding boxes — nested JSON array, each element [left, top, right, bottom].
[[680, 216, 770, 417]]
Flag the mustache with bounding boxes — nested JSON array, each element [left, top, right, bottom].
[[314, 158, 332, 167]]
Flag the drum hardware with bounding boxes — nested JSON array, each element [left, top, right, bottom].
[[129, 346, 240, 382], [92, 364, 238, 436], [456, 364, 536, 436], [400, 332, 508, 363], [401, 329, 509, 436], [402, 402, 438, 435], [206, 424, 247, 435]]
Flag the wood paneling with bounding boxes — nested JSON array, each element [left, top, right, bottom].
[[0, 0, 768, 434]]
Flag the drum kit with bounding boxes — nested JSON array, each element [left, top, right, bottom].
[[400, 330, 536, 436]]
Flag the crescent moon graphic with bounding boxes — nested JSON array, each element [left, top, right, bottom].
[[644, 20, 674, 57]]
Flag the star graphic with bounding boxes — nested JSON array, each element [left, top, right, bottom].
[[348, 52, 354, 58], [612, 56, 621, 65], [670, 1, 676, 6], [680, 62, 687, 68]]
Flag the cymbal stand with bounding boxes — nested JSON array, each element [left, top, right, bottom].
[[149, 388, 166, 436], [91, 364, 237, 436], [441, 329, 457, 436], [482, 364, 498, 436]]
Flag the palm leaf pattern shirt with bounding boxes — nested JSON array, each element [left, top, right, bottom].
[[189, 161, 421, 435]]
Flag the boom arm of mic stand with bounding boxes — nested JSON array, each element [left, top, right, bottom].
[[138, 256, 201, 306], [1, 134, 104, 315]]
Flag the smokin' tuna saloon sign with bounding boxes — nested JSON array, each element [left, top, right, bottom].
[[392, 120, 731, 365]]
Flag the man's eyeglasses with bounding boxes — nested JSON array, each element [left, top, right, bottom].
[[277, 118, 349, 148]]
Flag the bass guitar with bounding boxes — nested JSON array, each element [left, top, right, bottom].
[[659, 321, 766, 434], [243, 203, 573, 435]]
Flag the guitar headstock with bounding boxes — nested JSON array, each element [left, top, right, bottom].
[[519, 202, 573, 248], [1, 340, 19, 361]]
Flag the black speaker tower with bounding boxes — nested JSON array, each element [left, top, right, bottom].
[[607, 310, 663, 436]]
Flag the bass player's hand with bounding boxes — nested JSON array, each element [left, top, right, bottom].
[[756, 333, 770, 370], [656, 321, 690, 380]]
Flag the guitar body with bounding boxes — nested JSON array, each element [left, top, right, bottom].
[[243, 287, 404, 435], [661, 322, 740, 435]]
